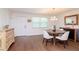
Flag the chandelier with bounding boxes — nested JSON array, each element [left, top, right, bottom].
[[50, 8, 58, 21], [49, 8, 58, 31], [50, 16, 58, 21]]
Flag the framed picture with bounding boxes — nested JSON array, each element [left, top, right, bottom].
[[64, 15, 78, 25], [27, 19, 31, 22]]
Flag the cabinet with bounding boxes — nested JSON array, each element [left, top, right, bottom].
[[0, 28, 15, 51]]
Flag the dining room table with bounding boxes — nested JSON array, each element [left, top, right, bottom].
[[47, 29, 65, 46]]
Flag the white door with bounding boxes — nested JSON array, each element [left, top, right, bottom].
[[11, 16, 27, 36]]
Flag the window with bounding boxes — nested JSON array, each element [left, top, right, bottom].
[[32, 17, 48, 28]]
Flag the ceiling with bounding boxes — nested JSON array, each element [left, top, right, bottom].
[[9, 8, 78, 15]]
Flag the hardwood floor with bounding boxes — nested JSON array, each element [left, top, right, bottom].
[[8, 35, 79, 51]]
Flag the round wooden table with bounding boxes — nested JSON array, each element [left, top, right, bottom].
[[47, 29, 65, 46]]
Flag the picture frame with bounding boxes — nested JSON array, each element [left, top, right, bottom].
[[64, 15, 78, 25]]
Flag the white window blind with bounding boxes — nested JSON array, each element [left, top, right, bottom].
[[32, 17, 48, 28]]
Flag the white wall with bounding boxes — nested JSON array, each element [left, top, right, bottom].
[[0, 8, 10, 29], [9, 9, 79, 36], [0, 8, 79, 36], [10, 12, 53, 36]]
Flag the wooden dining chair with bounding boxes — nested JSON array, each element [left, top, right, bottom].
[[56, 31, 70, 48], [43, 31, 53, 46]]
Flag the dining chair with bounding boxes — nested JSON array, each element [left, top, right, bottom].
[[56, 31, 70, 48], [58, 28, 64, 36], [43, 31, 53, 46]]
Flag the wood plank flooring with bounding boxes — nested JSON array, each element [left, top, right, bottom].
[[8, 35, 79, 51]]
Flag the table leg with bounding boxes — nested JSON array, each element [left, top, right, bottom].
[[53, 36, 56, 46], [52, 39, 53, 44]]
